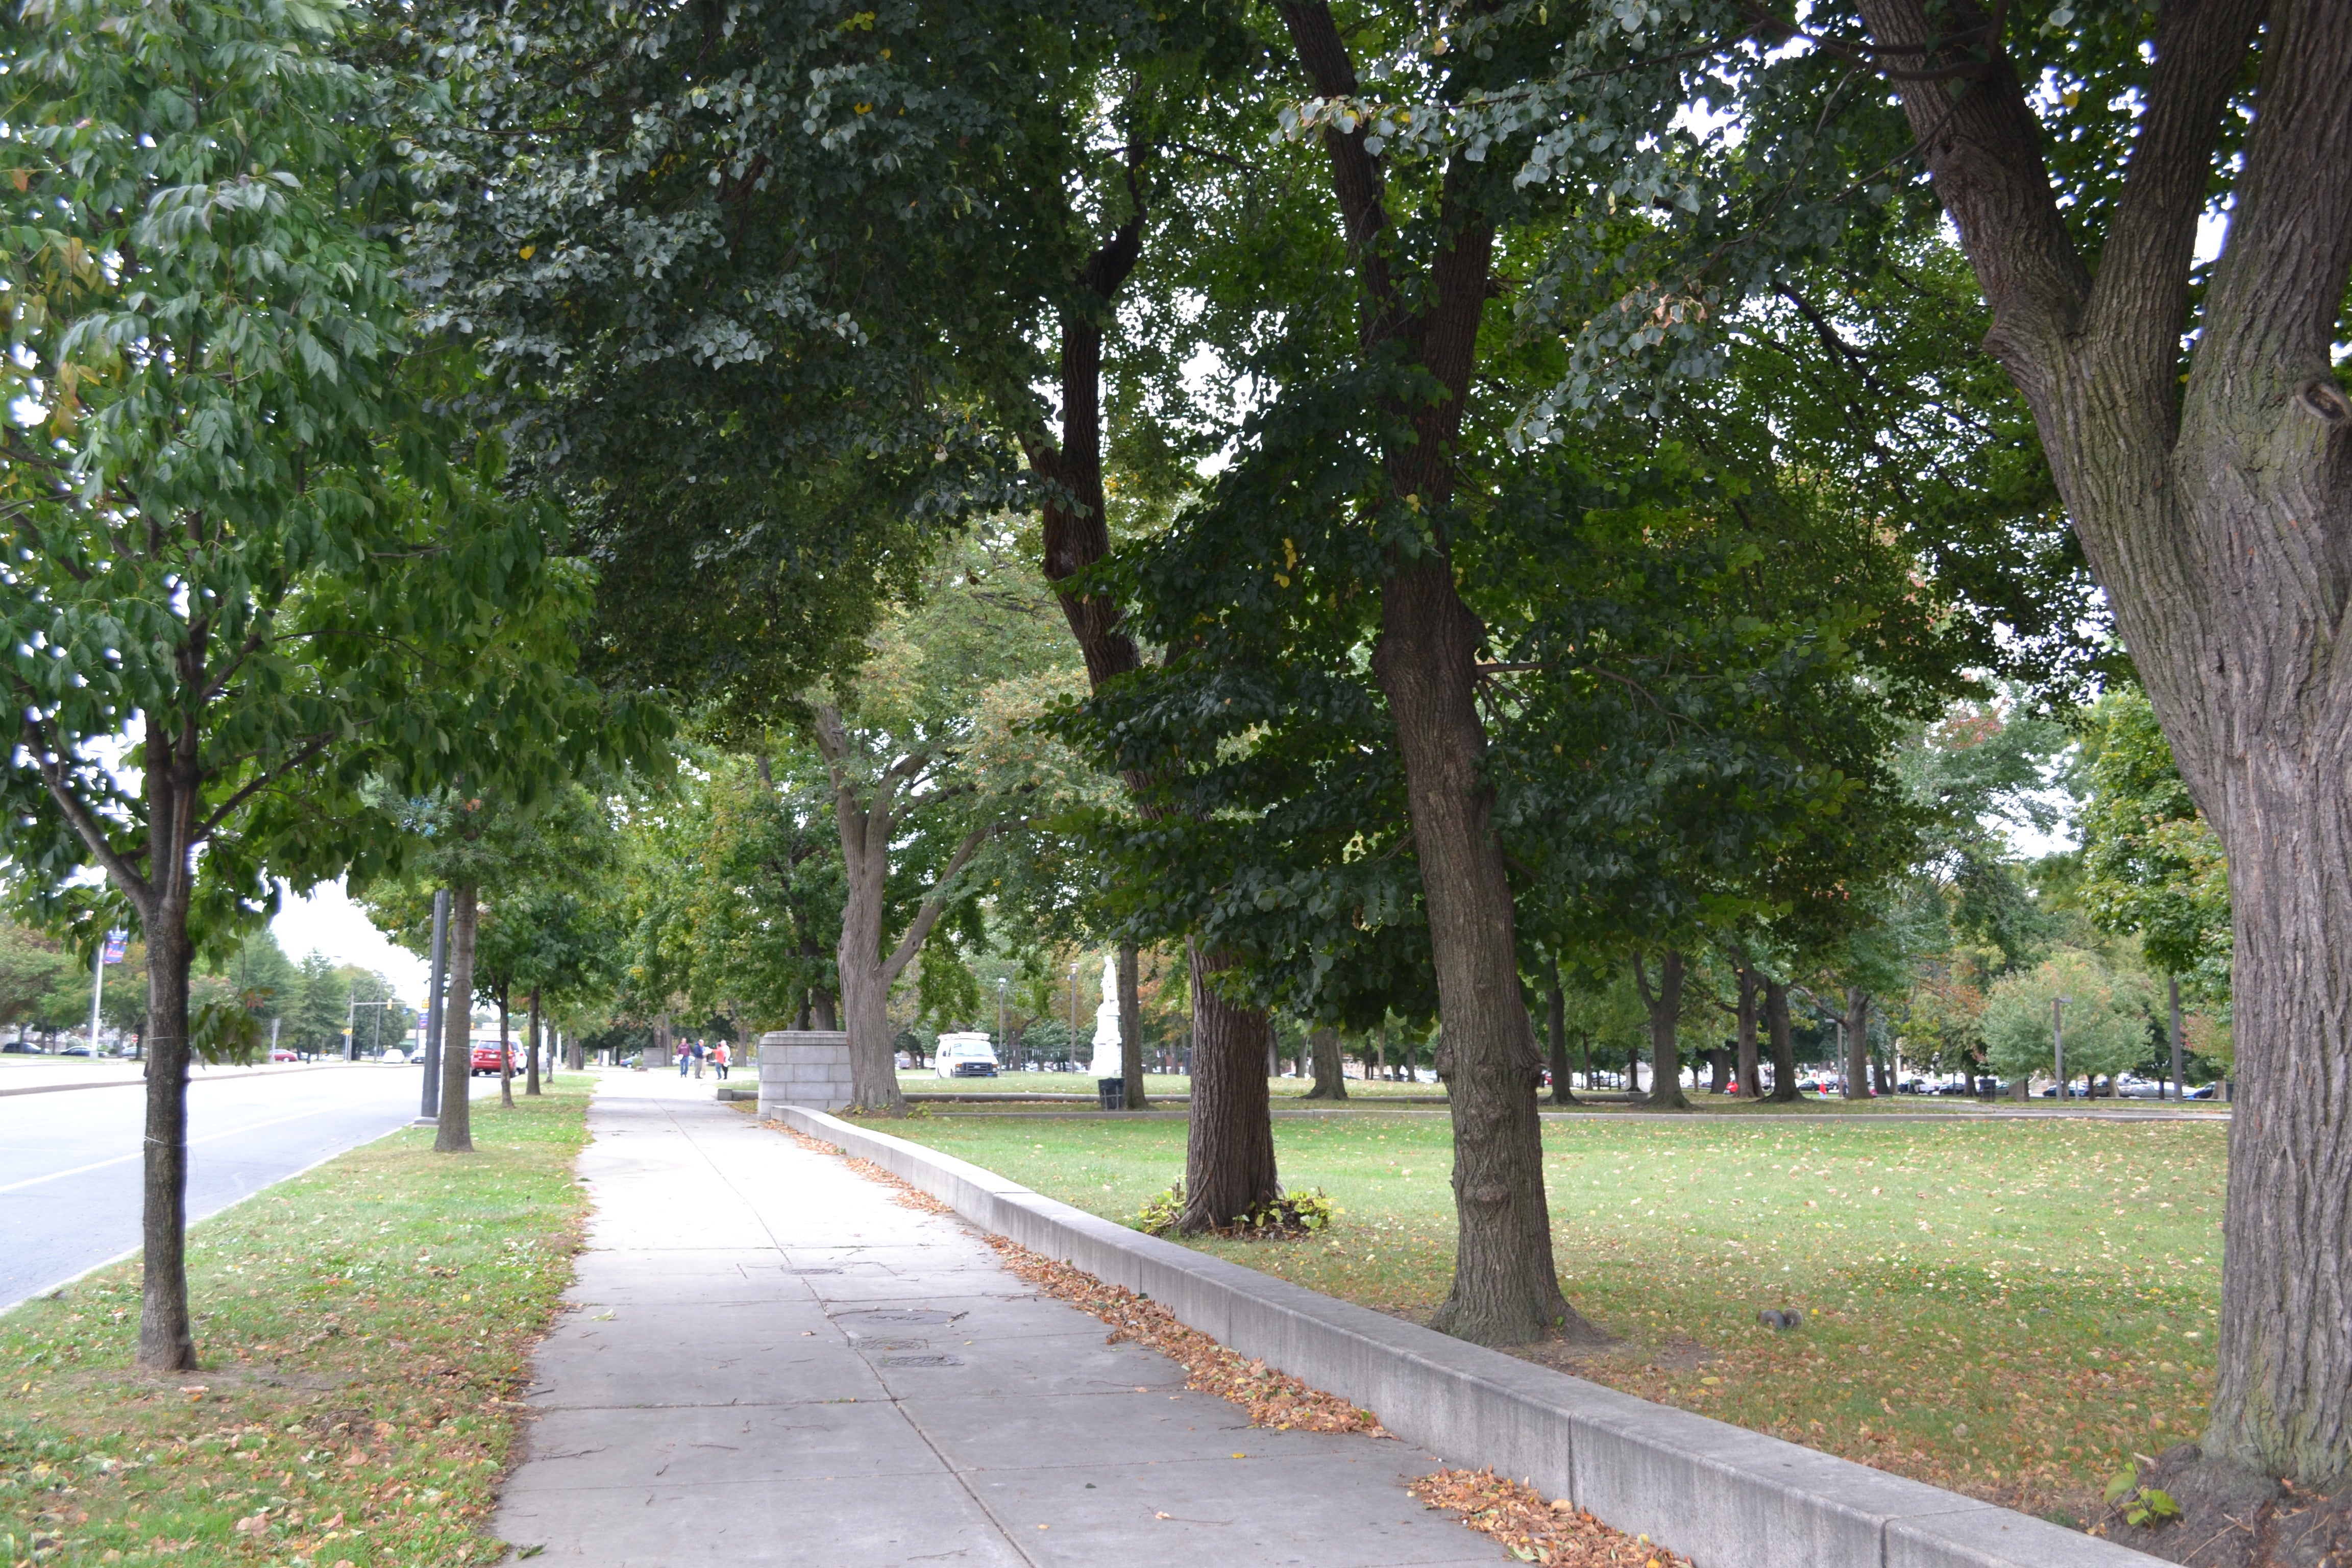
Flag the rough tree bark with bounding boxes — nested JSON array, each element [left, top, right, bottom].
[[1305, 1025, 1349, 1100], [1282, 0, 1590, 1346], [137, 909, 196, 1370], [815, 704, 994, 1115], [1181, 940, 1280, 1224], [435, 886, 478, 1153], [1023, 160, 1274, 1207], [1734, 965, 1763, 1099], [1633, 953, 1693, 1110], [1764, 979, 1800, 1104], [1545, 955, 1579, 1106], [1842, 988, 1873, 1102], [526, 988, 543, 1096], [497, 990, 514, 1110], [1849, 0, 2351, 1484]]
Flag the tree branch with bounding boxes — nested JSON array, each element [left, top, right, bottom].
[[2080, 0, 2268, 438], [878, 818, 1000, 987], [1279, 2, 1406, 347], [22, 716, 155, 911]]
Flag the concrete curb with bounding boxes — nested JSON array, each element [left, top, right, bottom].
[[780, 1106, 2160, 1568]]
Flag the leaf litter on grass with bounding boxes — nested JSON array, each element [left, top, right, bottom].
[[0, 1088, 594, 1567], [889, 1109, 2228, 1529]]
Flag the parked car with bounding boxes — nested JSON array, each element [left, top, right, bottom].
[[380, 1047, 409, 1065], [270, 1047, 300, 1063], [471, 1041, 511, 1075], [934, 1031, 1000, 1079]]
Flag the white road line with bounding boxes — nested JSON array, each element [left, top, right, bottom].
[[0, 1101, 396, 1196]]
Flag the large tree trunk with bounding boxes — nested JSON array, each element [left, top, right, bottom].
[[815, 705, 991, 1115], [1179, 942, 1279, 1229], [1384, 559, 1584, 1343], [435, 885, 477, 1154], [1842, 988, 1873, 1102], [1734, 966, 1763, 1099], [526, 988, 543, 1096], [1635, 953, 1692, 1110], [1764, 979, 1800, 1103], [1280, 0, 1587, 1348], [137, 913, 197, 1370], [2213, 782, 2352, 1481], [497, 989, 514, 1109], [1030, 195, 1278, 1197], [1851, 0, 2352, 1485], [1305, 1025, 1348, 1100], [832, 808, 901, 1112], [1544, 956, 1578, 1106]]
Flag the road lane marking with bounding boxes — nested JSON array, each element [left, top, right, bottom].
[[0, 1100, 409, 1195]]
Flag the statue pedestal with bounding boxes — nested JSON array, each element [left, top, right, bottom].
[[757, 1031, 852, 1117]]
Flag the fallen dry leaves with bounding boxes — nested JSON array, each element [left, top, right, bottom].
[[778, 1115, 1688, 1568], [976, 1231, 1387, 1436], [1408, 1468, 1694, 1567], [772, 1122, 955, 1214]]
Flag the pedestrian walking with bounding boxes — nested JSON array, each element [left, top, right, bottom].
[[675, 1040, 689, 1076], [691, 1039, 706, 1079], [713, 1041, 730, 1080]]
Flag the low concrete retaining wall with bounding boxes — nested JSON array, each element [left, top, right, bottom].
[[783, 1106, 2156, 1568]]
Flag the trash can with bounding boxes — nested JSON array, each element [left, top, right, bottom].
[[1097, 1076, 1126, 1111]]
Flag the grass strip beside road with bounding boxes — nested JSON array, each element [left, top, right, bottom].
[[890, 1111, 2225, 1528], [3, 1083, 592, 1566]]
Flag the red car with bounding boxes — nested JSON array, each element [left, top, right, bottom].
[[470, 1042, 513, 1076]]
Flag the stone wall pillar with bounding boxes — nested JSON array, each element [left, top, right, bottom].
[[756, 1031, 852, 1117]]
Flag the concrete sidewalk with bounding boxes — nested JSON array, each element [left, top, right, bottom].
[[496, 1072, 1507, 1567]]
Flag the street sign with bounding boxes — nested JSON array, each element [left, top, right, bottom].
[[102, 932, 126, 965]]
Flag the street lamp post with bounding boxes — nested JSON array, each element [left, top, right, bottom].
[[420, 889, 451, 1119], [2052, 994, 2068, 1103], [1069, 962, 1080, 1072], [996, 977, 1008, 1070]]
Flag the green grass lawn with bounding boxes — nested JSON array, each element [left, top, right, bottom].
[[890, 1111, 2224, 1526], [894, 1069, 1447, 1098], [891, 1069, 2222, 1114], [2, 1082, 592, 1566]]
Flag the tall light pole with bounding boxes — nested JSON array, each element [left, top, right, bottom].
[[86, 929, 123, 1056], [344, 986, 357, 1062], [2052, 994, 2068, 1102], [2168, 975, 2185, 1100], [1069, 961, 1080, 1071], [996, 977, 1008, 1069], [420, 889, 451, 1119]]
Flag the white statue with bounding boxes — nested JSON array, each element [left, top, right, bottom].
[[1088, 952, 1122, 1075]]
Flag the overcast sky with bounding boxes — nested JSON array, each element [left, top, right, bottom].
[[269, 879, 431, 1006]]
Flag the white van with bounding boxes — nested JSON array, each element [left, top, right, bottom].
[[935, 1032, 1000, 1079]]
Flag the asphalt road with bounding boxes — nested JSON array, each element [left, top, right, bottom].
[[0, 1063, 491, 1312]]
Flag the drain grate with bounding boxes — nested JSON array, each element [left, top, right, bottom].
[[879, 1354, 963, 1368], [835, 1307, 960, 1326]]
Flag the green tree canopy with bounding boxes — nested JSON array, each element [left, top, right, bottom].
[[1982, 950, 2151, 1091]]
